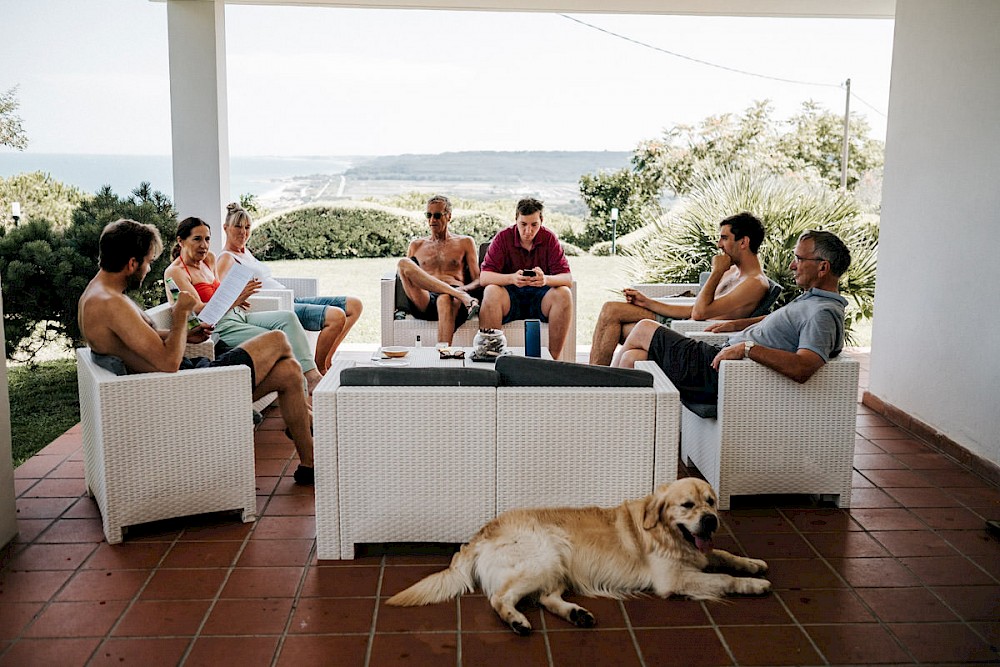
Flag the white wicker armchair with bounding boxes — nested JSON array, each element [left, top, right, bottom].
[[76, 347, 257, 544], [679, 330, 860, 510], [380, 273, 578, 360]]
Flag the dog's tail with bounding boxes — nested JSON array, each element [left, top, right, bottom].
[[386, 543, 477, 606]]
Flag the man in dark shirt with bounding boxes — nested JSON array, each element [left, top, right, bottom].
[[479, 198, 574, 360]]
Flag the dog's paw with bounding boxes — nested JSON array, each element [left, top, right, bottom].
[[745, 558, 768, 575], [735, 577, 771, 596], [569, 607, 596, 628], [510, 620, 532, 636]]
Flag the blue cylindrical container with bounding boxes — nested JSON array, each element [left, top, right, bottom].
[[525, 319, 541, 357]]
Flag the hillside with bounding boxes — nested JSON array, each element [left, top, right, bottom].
[[344, 150, 632, 182]]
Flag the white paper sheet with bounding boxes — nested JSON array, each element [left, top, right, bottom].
[[196, 263, 256, 326]]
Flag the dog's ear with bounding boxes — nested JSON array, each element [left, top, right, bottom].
[[642, 493, 667, 530]]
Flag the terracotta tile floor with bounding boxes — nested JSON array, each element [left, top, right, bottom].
[[2, 350, 999, 666]]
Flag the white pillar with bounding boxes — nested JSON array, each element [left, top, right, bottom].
[[0, 279, 18, 548], [167, 0, 230, 254]]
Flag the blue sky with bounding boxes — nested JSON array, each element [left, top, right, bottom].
[[1, 1, 894, 156]]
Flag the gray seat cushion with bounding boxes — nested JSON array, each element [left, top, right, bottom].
[[749, 278, 783, 318], [495, 356, 653, 387], [90, 351, 130, 376], [681, 399, 718, 419], [340, 367, 499, 387]]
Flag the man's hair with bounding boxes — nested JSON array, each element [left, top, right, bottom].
[[224, 201, 252, 228], [98, 219, 163, 272], [172, 217, 210, 259], [800, 230, 852, 276], [426, 195, 452, 215], [515, 197, 544, 219], [721, 212, 766, 254]]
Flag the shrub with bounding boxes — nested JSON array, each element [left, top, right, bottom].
[[365, 191, 585, 240], [628, 169, 877, 343], [0, 171, 87, 230], [0, 182, 176, 359], [248, 204, 422, 260], [571, 168, 658, 248], [449, 211, 506, 245]]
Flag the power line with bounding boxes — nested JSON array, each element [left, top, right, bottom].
[[560, 14, 843, 90], [851, 91, 887, 118]]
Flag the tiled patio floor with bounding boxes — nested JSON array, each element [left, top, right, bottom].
[[1, 349, 998, 666]]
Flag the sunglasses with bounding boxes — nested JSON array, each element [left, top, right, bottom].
[[425, 211, 446, 220]]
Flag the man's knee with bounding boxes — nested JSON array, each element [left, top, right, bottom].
[[272, 357, 303, 386], [346, 297, 363, 317], [599, 300, 628, 322], [550, 286, 573, 310], [324, 306, 346, 328], [397, 258, 417, 280]]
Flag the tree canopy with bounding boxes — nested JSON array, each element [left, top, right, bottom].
[[1, 86, 28, 151], [575, 100, 885, 247]]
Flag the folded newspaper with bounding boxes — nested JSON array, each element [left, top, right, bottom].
[[194, 263, 256, 326]]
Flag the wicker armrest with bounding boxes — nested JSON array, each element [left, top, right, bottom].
[[255, 289, 294, 311], [685, 330, 731, 346], [632, 282, 701, 299], [671, 319, 726, 334], [273, 276, 318, 298]]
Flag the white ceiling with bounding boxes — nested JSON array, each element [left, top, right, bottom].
[[216, 0, 895, 20]]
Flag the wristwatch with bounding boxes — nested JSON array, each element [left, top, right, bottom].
[[744, 341, 755, 359]]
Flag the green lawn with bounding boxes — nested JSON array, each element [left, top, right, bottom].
[[9, 359, 80, 467], [266, 255, 638, 347]]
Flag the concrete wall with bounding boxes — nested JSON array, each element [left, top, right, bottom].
[[0, 280, 18, 548], [870, 0, 1000, 467]]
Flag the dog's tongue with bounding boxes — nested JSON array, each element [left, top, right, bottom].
[[694, 536, 714, 553]]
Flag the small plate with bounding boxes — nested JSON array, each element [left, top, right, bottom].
[[381, 346, 409, 358], [374, 358, 410, 367]]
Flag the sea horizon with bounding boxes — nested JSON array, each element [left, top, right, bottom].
[[0, 152, 366, 202]]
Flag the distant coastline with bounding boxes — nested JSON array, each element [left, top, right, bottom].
[[0, 150, 630, 212]]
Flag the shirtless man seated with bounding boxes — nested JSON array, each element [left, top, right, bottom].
[[396, 195, 481, 345], [590, 212, 771, 366], [78, 218, 317, 485]]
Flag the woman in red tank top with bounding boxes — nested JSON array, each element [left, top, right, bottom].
[[164, 217, 257, 314], [163, 217, 324, 393]]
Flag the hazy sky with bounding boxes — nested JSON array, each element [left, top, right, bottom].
[[2, 0, 894, 156]]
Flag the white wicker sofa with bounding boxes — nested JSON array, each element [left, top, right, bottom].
[[312, 357, 679, 560], [679, 331, 860, 510], [380, 272, 578, 360]]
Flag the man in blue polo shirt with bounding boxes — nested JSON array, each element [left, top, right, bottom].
[[479, 197, 574, 360], [613, 230, 851, 404]]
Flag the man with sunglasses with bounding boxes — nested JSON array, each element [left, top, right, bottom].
[[396, 195, 481, 345], [613, 230, 851, 405]]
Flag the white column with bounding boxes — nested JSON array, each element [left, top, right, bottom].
[[167, 0, 230, 254], [870, 0, 1000, 467], [0, 279, 17, 548]]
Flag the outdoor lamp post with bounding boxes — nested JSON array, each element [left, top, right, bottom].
[[11, 202, 20, 226], [610, 207, 619, 255]]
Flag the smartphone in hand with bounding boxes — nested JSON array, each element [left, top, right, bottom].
[[522, 269, 536, 277]]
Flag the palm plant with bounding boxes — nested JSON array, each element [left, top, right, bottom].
[[626, 169, 878, 343]]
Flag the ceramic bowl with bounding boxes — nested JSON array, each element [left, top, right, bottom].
[[381, 346, 409, 358]]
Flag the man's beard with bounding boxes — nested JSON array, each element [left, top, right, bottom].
[[126, 269, 144, 291]]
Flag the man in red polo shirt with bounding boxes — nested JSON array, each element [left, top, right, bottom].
[[479, 198, 574, 360]]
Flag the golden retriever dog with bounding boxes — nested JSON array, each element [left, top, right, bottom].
[[386, 478, 770, 635]]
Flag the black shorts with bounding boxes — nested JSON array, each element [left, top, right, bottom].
[[181, 347, 256, 387], [647, 326, 722, 405], [403, 257, 470, 327]]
